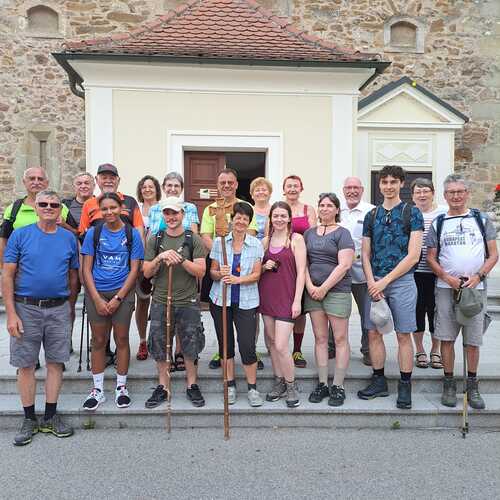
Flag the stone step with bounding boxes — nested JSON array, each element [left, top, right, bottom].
[[2, 393, 499, 430], [1, 356, 499, 394]]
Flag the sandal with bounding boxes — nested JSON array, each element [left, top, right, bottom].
[[415, 352, 428, 368], [429, 352, 443, 369], [175, 353, 186, 372]]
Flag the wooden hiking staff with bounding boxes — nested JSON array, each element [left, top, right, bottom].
[[209, 197, 233, 440], [165, 264, 174, 433]]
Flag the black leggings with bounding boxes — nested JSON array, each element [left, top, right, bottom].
[[414, 272, 436, 334], [209, 302, 257, 365]]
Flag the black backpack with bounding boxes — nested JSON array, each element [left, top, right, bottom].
[[92, 221, 134, 269], [89, 194, 138, 228], [61, 197, 79, 230], [435, 208, 490, 259], [0, 197, 25, 239]]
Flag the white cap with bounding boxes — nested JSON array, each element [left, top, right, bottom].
[[369, 298, 396, 335]]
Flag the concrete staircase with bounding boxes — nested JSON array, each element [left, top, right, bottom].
[[0, 309, 499, 432]]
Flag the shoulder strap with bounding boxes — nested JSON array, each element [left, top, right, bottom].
[[303, 204, 308, 216], [92, 222, 104, 267], [470, 208, 490, 259], [368, 206, 378, 238], [182, 229, 194, 260], [61, 197, 75, 207], [154, 230, 164, 256], [10, 198, 25, 222], [402, 202, 412, 236], [121, 195, 138, 225], [435, 213, 446, 256]]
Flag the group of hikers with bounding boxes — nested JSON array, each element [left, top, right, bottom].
[[1, 162, 497, 446]]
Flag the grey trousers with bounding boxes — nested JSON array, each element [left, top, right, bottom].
[[328, 283, 369, 354]]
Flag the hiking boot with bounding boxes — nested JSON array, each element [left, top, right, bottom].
[[247, 388, 264, 407], [13, 418, 38, 446], [187, 384, 205, 407], [39, 414, 74, 438], [209, 353, 221, 369], [136, 341, 148, 361], [145, 385, 168, 409], [115, 385, 131, 408], [83, 388, 106, 411], [285, 381, 300, 408], [257, 353, 264, 370], [228, 385, 237, 405], [467, 377, 485, 410], [328, 385, 346, 407], [266, 377, 286, 402], [293, 351, 307, 368], [308, 382, 329, 403], [357, 374, 389, 400], [441, 377, 457, 407], [362, 352, 372, 366], [396, 380, 412, 409]]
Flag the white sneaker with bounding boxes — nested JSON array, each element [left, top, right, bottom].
[[228, 385, 237, 405], [115, 385, 131, 408], [83, 388, 106, 411], [247, 388, 264, 407]]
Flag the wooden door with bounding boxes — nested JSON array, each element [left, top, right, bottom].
[[184, 152, 226, 218]]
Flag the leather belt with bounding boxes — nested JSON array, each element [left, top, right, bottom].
[[14, 296, 68, 308]]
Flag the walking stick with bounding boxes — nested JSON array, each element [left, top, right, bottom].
[[165, 264, 174, 433], [77, 298, 86, 372], [461, 327, 469, 438], [86, 310, 91, 371], [210, 198, 233, 440]]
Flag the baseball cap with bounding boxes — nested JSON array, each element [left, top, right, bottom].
[[369, 298, 396, 335], [160, 197, 184, 213], [97, 163, 118, 176], [455, 288, 483, 326]]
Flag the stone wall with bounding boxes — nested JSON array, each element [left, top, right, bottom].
[[0, 0, 498, 213]]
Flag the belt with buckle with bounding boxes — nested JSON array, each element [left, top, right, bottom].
[[14, 296, 68, 308]]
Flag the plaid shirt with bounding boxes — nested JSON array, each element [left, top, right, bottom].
[[209, 232, 263, 310], [148, 201, 200, 235]]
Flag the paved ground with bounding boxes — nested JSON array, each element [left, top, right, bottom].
[[1, 427, 499, 499]]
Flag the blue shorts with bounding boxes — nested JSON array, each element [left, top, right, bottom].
[[364, 273, 417, 334]]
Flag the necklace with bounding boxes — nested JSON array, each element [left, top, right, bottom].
[[320, 223, 337, 236]]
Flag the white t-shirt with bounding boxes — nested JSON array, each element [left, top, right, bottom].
[[340, 200, 374, 284], [426, 210, 496, 290], [415, 205, 448, 273]]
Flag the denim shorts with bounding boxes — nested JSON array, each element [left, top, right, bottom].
[[364, 273, 417, 334]]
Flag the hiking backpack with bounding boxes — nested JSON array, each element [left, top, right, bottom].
[[0, 197, 25, 239]]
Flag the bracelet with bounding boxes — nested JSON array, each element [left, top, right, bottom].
[[114, 295, 122, 302]]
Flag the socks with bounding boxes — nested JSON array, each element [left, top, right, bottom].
[[373, 367, 384, 377], [92, 372, 104, 392], [293, 332, 304, 353], [44, 402, 57, 420], [444, 372, 454, 378], [400, 371, 412, 382], [247, 383, 257, 391], [116, 373, 127, 388], [23, 404, 36, 421], [467, 371, 477, 378], [318, 366, 328, 385], [333, 367, 346, 388]]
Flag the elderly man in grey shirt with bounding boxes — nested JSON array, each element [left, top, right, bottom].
[[329, 177, 374, 365]]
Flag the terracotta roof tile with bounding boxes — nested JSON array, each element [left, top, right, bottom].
[[62, 0, 382, 63]]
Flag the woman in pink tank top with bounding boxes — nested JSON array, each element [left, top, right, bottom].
[[283, 175, 317, 368], [259, 201, 306, 407]]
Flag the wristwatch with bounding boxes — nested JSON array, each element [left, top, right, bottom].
[[114, 295, 122, 302], [477, 271, 486, 282]]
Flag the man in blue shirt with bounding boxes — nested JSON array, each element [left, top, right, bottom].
[[2, 190, 79, 446], [358, 166, 424, 409]]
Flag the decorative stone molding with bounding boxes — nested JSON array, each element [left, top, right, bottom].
[[384, 16, 425, 54], [372, 139, 432, 167]]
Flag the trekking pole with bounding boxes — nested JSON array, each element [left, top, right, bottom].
[[86, 307, 91, 371], [461, 326, 469, 438], [165, 264, 174, 433], [77, 298, 85, 372]]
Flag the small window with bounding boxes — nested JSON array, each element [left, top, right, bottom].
[[390, 21, 417, 48], [27, 5, 59, 35], [384, 16, 424, 54]]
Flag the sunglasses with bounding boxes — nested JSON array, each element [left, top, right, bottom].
[[384, 209, 392, 225], [37, 202, 61, 209]]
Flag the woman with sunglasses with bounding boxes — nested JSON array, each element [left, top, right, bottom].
[[81, 192, 144, 411], [282, 175, 317, 368], [304, 193, 354, 406], [411, 178, 447, 369], [259, 201, 306, 407]]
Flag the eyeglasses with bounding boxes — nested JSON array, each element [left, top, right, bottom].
[[37, 202, 61, 209], [413, 188, 433, 195], [445, 190, 468, 197]]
